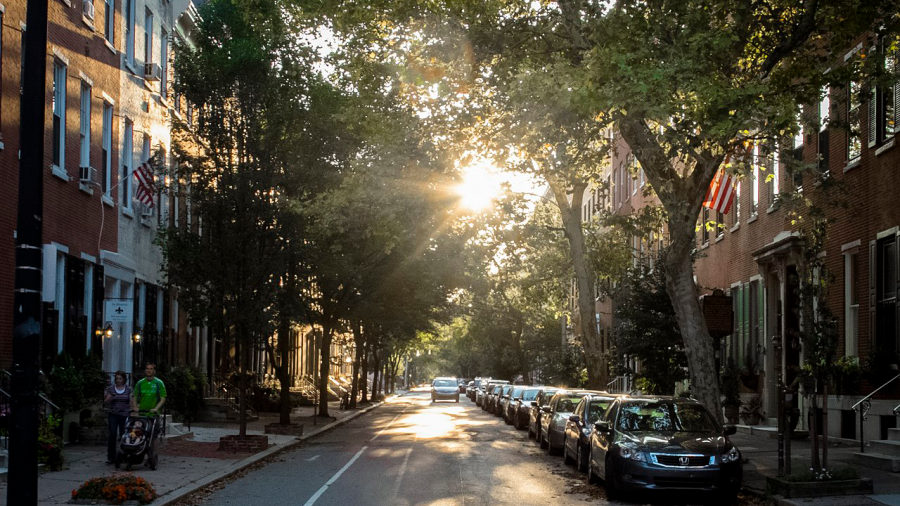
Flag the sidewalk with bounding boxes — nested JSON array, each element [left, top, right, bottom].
[[732, 427, 900, 506], [0, 395, 400, 506]]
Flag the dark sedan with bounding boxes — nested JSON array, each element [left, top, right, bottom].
[[540, 390, 596, 455], [564, 393, 617, 472], [503, 385, 527, 424], [495, 384, 514, 417], [510, 387, 541, 430], [527, 387, 559, 440], [587, 396, 742, 502]]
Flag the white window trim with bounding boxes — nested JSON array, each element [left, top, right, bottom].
[[51, 61, 67, 177], [122, 119, 134, 209]]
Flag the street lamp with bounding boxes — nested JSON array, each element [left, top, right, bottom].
[[133, 327, 142, 343]]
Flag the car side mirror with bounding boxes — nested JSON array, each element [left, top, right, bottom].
[[541, 406, 552, 414], [569, 415, 580, 423], [723, 425, 737, 436], [515, 397, 521, 402], [530, 401, 538, 407], [593, 420, 612, 434]]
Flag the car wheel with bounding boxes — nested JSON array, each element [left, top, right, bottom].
[[604, 456, 620, 501], [587, 450, 599, 485], [576, 444, 588, 473], [455, 397, 459, 403], [548, 433, 561, 456], [563, 438, 574, 465], [539, 431, 548, 449], [527, 425, 534, 439]]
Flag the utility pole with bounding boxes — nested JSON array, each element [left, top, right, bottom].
[[9, 0, 49, 502]]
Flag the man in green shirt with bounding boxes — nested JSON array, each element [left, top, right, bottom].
[[132, 363, 167, 417]]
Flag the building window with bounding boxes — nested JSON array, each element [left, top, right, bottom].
[[104, 0, 114, 44], [144, 9, 153, 65], [732, 181, 741, 226], [875, 235, 898, 356], [792, 114, 804, 190], [769, 147, 780, 208], [716, 211, 724, 238], [701, 207, 710, 244], [751, 144, 759, 215], [848, 79, 862, 162], [52, 61, 66, 171], [102, 103, 112, 194], [122, 120, 133, 208], [844, 250, 859, 357], [818, 87, 831, 176], [160, 29, 168, 98], [79, 82, 91, 170], [125, 0, 134, 66], [884, 43, 898, 139]]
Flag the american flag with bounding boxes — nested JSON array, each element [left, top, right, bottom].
[[134, 162, 155, 208], [702, 169, 737, 214]]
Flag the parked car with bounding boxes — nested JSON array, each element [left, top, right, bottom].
[[564, 393, 618, 472], [465, 380, 476, 399], [503, 385, 527, 424], [481, 383, 499, 411], [458, 378, 472, 393], [431, 377, 460, 402], [485, 381, 509, 412], [475, 379, 491, 406], [539, 390, 595, 455], [587, 396, 742, 502], [510, 387, 542, 430], [528, 387, 559, 440], [495, 384, 514, 416]]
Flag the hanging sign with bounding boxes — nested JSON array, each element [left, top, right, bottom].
[[105, 299, 134, 323]]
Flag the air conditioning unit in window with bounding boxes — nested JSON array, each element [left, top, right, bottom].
[[83, 0, 95, 20], [141, 202, 154, 217], [144, 63, 161, 81], [79, 166, 96, 184]]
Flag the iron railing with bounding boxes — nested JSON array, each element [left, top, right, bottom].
[[0, 386, 9, 451], [606, 375, 633, 395], [852, 372, 900, 453], [298, 375, 319, 405], [213, 380, 259, 419]]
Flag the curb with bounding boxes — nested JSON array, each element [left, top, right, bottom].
[[147, 394, 400, 506]]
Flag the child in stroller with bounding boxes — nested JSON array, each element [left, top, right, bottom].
[[116, 415, 159, 470]]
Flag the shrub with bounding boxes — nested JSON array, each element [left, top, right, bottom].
[[79, 351, 109, 406], [162, 366, 207, 424], [72, 474, 158, 504], [38, 414, 64, 470], [48, 352, 85, 414]]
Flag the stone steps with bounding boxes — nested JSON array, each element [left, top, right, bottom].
[[870, 439, 900, 458], [852, 451, 900, 472], [889, 427, 900, 442]]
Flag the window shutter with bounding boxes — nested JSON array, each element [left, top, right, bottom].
[[896, 231, 900, 352], [759, 281, 766, 352], [735, 286, 743, 366], [869, 240, 877, 354], [894, 56, 900, 138], [743, 283, 751, 365]]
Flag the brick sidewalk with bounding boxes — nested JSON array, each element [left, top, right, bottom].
[[732, 428, 900, 506], [0, 397, 396, 506]]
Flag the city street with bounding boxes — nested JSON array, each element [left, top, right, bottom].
[[191, 392, 761, 506]]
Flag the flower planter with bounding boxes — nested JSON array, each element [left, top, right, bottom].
[[765, 477, 873, 498], [219, 434, 269, 453]]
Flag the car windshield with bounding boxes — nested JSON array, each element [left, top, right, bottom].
[[555, 394, 586, 413], [510, 387, 525, 399], [617, 401, 719, 433], [522, 389, 539, 402], [433, 380, 456, 387], [587, 401, 611, 423]]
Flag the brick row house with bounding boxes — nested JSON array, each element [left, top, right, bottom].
[[578, 34, 900, 457]]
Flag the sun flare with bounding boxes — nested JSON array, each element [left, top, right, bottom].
[[456, 163, 502, 211]]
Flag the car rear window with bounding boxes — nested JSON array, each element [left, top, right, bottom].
[[522, 389, 539, 402], [587, 401, 611, 423], [555, 394, 586, 413]]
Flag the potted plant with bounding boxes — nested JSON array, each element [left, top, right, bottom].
[[721, 358, 741, 424], [740, 394, 765, 425]]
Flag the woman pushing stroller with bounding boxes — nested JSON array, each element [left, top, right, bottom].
[[116, 363, 167, 470]]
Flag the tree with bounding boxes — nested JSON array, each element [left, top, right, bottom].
[[612, 260, 688, 395]]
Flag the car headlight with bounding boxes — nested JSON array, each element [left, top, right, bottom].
[[618, 443, 646, 462], [721, 446, 740, 464]]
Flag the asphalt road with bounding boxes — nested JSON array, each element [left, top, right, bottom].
[[196, 391, 758, 506]]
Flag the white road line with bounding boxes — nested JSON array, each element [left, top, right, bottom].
[[369, 405, 410, 442], [306, 455, 320, 462], [391, 447, 413, 501], [302, 446, 367, 506]]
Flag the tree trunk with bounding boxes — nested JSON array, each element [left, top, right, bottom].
[[371, 346, 381, 401], [237, 325, 249, 437], [350, 321, 363, 409], [822, 384, 828, 468], [809, 390, 820, 471], [663, 217, 722, 420], [318, 323, 333, 418], [277, 316, 292, 425], [360, 336, 370, 403], [547, 177, 607, 389]]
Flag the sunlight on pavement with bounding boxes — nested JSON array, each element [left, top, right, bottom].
[[381, 404, 490, 440]]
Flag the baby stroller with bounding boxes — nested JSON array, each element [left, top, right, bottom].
[[115, 415, 159, 470]]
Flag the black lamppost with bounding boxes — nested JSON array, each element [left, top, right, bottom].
[[10, 0, 50, 502]]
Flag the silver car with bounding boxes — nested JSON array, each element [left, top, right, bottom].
[[431, 377, 460, 402], [540, 390, 596, 455]]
